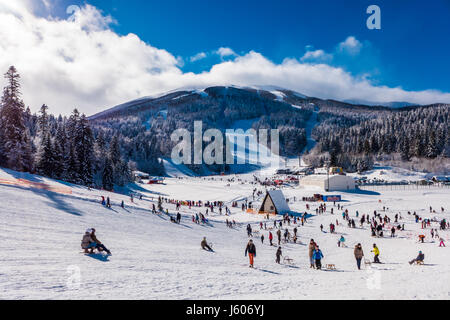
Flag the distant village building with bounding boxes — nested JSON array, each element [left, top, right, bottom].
[[133, 171, 150, 182], [258, 190, 290, 215], [300, 174, 356, 192]]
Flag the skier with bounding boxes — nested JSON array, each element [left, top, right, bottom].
[[201, 237, 213, 252], [439, 237, 446, 247], [313, 246, 324, 270], [371, 244, 380, 263], [269, 231, 273, 246], [277, 229, 281, 245], [354, 243, 364, 270], [409, 251, 425, 265], [261, 234, 265, 244], [245, 240, 257, 268], [276, 247, 282, 264], [176, 212, 181, 224], [106, 197, 111, 208]]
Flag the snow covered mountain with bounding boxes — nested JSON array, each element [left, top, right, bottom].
[[87, 85, 449, 177]]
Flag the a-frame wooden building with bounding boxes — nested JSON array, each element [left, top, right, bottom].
[[258, 190, 290, 215]]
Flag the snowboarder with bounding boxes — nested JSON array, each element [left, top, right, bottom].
[[245, 240, 256, 268], [354, 243, 364, 270], [276, 247, 282, 264]]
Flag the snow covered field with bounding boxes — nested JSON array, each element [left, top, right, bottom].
[[0, 167, 449, 300]]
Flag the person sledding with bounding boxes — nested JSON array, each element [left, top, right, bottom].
[[409, 251, 425, 265], [245, 239, 256, 268], [201, 237, 214, 252], [81, 228, 111, 255]]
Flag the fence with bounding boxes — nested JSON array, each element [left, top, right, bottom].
[[358, 183, 450, 191], [0, 178, 72, 194]]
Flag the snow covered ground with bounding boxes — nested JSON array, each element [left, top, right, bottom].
[[347, 166, 431, 182], [0, 167, 449, 300]]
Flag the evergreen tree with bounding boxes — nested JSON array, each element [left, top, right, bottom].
[[36, 132, 55, 177], [0, 66, 32, 171], [53, 123, 67, 179], [427, 131, 438, 159], [102, 157, 114, 191], [400, 137, 411, 161], [74, 114, 94, 185]]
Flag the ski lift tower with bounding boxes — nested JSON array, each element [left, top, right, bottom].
[[325, 160, 331, 192]]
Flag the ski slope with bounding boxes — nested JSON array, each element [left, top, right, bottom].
[[0, 167, 450, 300]]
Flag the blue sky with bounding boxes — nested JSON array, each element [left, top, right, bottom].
[[51, 0, 450, 92], [1, 0, 449, 115]]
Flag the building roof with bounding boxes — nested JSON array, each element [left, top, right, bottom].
[[267, 190, 290, 214]]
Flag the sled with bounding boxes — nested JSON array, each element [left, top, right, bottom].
[[364, 259, 372, 266], [414, 260, 424, 265], [326, 264, 336, 270], [283, 257, 294, 265], [83, 252, 111, 262]]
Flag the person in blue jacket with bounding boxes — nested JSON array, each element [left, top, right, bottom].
[[313, 245, 324, 270]]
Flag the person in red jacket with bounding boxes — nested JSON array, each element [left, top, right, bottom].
[[269, 231, 273, 246]]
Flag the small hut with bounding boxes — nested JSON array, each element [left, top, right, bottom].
[[258, 190, 290, 215]]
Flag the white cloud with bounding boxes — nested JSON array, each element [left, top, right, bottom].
[[0, 1, 449, 116], [190, 52, 207, 62], [215, 47, 237, 58], [300, 49, 333, 63], [338, 36, 363, 55]]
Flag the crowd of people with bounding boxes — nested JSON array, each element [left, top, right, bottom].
[[90, 187, 447, 273]]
